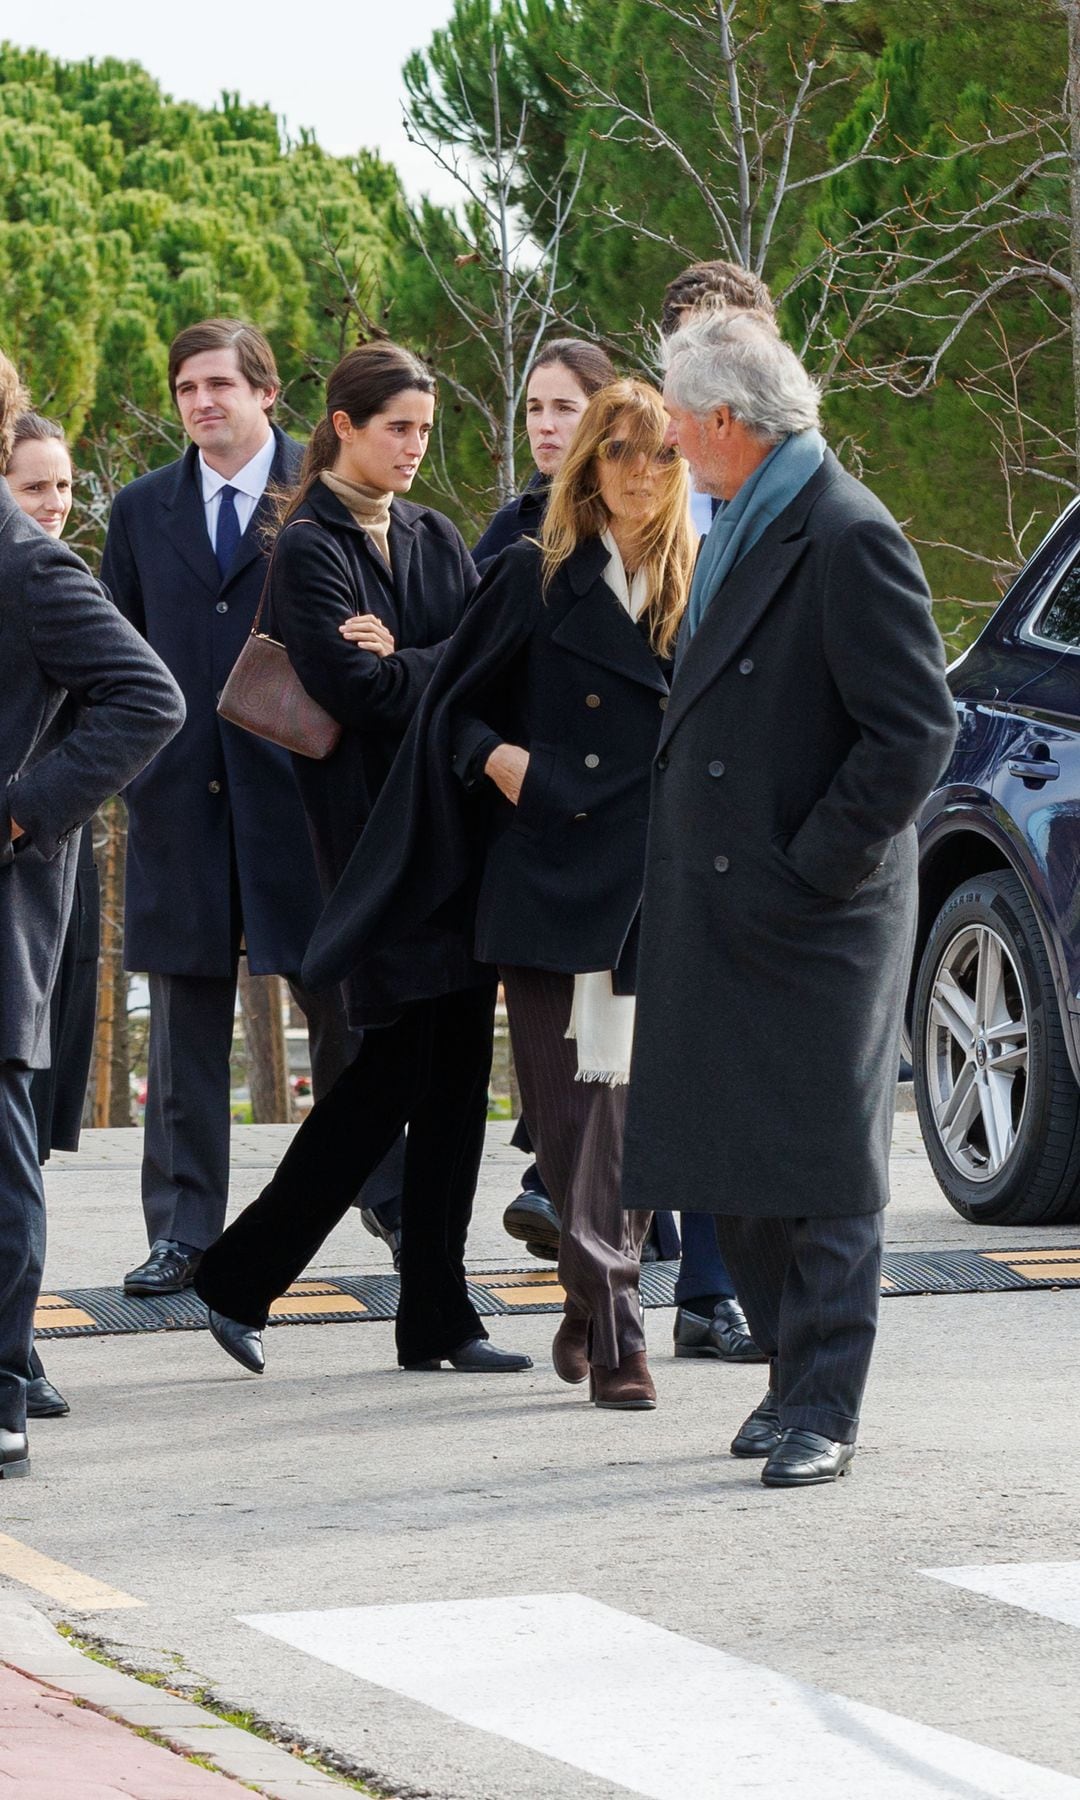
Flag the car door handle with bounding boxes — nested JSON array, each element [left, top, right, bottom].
[[1007, 755, 1060, 781]]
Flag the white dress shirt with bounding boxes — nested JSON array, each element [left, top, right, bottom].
[[198, 432, 277, 554]]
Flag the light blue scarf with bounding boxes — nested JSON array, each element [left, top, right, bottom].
[[685, 428, 826, 640]]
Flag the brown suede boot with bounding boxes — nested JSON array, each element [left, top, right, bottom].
[[589, 1351, 657, 1410], [552, 1316, 589, 1385]]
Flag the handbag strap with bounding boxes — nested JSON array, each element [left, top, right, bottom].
[[250, 517, 325, 639]]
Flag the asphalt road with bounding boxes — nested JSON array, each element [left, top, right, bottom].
[[7, 1116, 1080, 1799]]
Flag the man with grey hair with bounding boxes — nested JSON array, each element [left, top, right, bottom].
[[622, 308, 957, 1486]]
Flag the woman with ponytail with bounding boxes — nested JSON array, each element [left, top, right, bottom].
[[195, 343, 530, 1379]]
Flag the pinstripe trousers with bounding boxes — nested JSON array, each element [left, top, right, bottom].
[[711, 1212, 885, 1443], [501, 966, 651, 1369]]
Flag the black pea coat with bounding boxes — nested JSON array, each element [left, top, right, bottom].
[[100, 426, 324, 978], [472, 473, 549, 570], [303, 536, 671, 998], [29, 826, 99, 1156], [0, 482, 184, 1069], [621, 451, 958, 1221], [271, 479, 481, 1024]]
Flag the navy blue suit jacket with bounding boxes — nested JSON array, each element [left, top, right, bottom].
[[101, 427, 324, 977]]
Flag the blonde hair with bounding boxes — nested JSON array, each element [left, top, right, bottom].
[[0, 351, 30, 468], [541, 379, 694, 659]]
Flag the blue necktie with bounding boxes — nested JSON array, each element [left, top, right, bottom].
[[215, 485, 241, 579]]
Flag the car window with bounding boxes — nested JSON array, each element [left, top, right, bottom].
[[1036, 557, 1080, 648]]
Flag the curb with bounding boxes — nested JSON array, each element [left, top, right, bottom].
[[0, 1590, 351, 1797]]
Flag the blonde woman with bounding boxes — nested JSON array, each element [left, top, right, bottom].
[[308, 380, 694, 1408]]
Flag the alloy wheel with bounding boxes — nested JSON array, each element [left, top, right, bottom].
[[925, 924, 1029, 1182]]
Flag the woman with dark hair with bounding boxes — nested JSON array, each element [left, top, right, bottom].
[[194, 342, 529, 1378], [2, 413, 99, 1422], [473, 339, 617, 571], [306, 380, 695, 1408]]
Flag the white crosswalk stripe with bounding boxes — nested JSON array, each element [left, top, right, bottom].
[[925, 1561, 1080, 1631], [243, 1592, 1080, 1799]]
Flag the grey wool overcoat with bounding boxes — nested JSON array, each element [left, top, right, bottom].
[[621, 451, 958, 1220], [0, 482, 185, 1069]]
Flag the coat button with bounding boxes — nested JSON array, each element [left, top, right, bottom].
[[216, 601, 229, 614], [659, 696, 668, 711], [713, 853, 729, 872], [208, 780, 221, 794], [585, 693, 601, 708], [574, 811, 588, 822], [738, 657, 753, 674], [584, 753, 600, 769], [657, 753, 668, 770], [708, 759, 725, 778]]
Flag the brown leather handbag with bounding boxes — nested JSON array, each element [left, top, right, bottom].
[[217, 520, 347, 761]]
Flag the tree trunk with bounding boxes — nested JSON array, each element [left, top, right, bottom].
[[238, 967, 292, 1123], [92, 802, 130, 1127], [1066, 0, 1080, 482]]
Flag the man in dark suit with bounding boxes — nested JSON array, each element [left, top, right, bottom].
[[623, 309, 957, 1486], [0, 348, 185, 1477], [101, 319, 401, 1294]]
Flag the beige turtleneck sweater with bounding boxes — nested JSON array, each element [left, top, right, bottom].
[[320, 470, 393, 570]]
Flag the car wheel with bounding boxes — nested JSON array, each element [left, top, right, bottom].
[[912, 869, 1080, 1223]]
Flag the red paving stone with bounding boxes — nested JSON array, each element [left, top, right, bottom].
[[0, 1663, 253, 1796]]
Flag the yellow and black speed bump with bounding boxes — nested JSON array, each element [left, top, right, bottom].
[[32, 1246, 1080, 1338]]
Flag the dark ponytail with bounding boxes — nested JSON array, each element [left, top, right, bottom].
[[280, 342, 436, 527]]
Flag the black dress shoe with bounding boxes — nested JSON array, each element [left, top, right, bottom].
[[207, 1310, 265, 1374], [403, 1337, 533, 1373], [0, 1429, 29, 1479], [730, 1389, 782, 1458], [674, 1299, 767, 1364], [359, 1207, 402, 1271], [503, 1191, 560, 1260], [124, 1239, 203, 1296], [761, 1428, 855, 1487], [27, 1375, 69, 1419]]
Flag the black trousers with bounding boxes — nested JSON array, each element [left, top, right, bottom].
[[140, 969, 402, 1250], [711, 1212, 885, 1444], [0, 1065, 44, 1433], [195, 982, 497, 1367]]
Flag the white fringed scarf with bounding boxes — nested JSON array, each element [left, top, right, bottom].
[[565, 531, 650, 1086]]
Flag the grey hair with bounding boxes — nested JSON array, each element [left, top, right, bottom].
[[660, 308, 822, 443]]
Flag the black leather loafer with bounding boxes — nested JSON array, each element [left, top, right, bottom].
[[27, 1374, 69, 1419], [502, 1192, 560, 1260], [0, 1429, 29, 1478], [730, 1389, 782, 1458], [124, 1239, 203, 1296], [359, 1207, 402, 1271], [674, 1299, 767, 1364], [761, 1428, 855, 1487], [404, 1338, 533, 1373], [207, 1310, 265, 1374]]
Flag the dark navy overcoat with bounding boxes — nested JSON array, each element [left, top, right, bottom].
[[101, 427, 324, 977], [0, 483, 184, 1067]]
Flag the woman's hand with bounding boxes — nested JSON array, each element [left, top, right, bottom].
[[485, 743, 530, 805], [339, 613, 395, 657]]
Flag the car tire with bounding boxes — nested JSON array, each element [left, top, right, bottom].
[[912, 869, 1080, 1224]]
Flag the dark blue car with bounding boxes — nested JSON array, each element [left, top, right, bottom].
[[911, 496, 1080, 1225]]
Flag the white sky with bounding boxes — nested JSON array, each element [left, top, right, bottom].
[[13, 1, 461, 202]]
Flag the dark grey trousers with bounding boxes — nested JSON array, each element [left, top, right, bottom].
[[0, 1065, 44, 1432], [501, 966, 650, 1370], [141, 970, 402, 1250], [711, 1211, 885, 1444]]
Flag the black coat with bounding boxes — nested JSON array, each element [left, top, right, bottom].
[[30, 826, 99, 1156], [303, 536, 670, 996], [100, 427, 325, 978], [0, 482, 184, 1068], [272, 479, 481, 1023], [621, 452, 958, 1220], [472, 474, 549, 570]]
